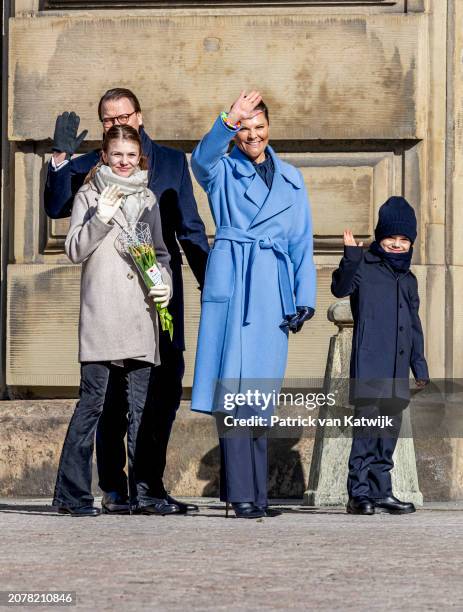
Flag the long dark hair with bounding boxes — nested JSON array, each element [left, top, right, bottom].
[[84, 125, 148, 183]]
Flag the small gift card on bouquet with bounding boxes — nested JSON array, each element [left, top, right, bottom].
[[117, 222, 173, 340], [145, 263, 163, 287]]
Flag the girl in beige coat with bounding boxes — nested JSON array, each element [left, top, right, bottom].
[[53, 126, 172, 516]]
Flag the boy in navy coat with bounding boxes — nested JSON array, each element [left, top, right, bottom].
[[331, 197, 429, 515]]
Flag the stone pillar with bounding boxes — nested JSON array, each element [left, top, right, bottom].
[[304, 300, 423, 507]]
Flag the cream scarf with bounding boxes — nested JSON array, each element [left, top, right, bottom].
[[93, 164, 150, 225]]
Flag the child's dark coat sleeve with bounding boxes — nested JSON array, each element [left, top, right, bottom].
[[409, 275, 430, 381], [331, 246, 363, 298]]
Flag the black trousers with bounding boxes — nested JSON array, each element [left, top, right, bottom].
[[95, 333, 185, 499], [218, 423, 268, 506], [347, 397, 408, 499], [53, 360, 151, 508]]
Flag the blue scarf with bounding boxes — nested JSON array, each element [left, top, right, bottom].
[[369, 241, 413, 272]]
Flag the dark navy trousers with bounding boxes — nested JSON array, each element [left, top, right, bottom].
[[347, 398, 408, 499], [218, 426, 268, 506]]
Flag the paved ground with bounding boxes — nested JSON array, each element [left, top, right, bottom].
[[0, 498, 462, 611]]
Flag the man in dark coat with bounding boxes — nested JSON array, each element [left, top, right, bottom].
[[331, 196, 429, 516], [45, 88, 210, 515]]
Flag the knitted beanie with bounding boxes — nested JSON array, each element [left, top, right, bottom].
[[374, 196, 417, 244]]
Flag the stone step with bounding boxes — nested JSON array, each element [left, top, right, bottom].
[[0, 400, 314, 498], [0, 399, 457, 500]]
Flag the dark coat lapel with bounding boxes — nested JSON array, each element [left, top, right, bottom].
[[140, 127, 157, 188]]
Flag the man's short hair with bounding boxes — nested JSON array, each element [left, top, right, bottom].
[[97, 88, 142, 120]]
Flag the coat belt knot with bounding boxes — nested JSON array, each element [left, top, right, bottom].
[[215, 226, 296, 325]]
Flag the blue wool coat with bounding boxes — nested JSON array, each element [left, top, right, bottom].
[[331, 246, 429, 402], [190, 117, 317, 414], [44, 128, 210, 350]]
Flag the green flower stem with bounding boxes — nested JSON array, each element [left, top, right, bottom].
[[128, 243, 174, 338]]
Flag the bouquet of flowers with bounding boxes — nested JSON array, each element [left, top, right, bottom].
[[117, 222, 174, 340]]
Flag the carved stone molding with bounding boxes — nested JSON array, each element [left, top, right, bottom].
[[42, 0, 399, 9]]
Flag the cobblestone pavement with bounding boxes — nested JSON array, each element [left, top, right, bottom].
[[0, 499, 462, 611]]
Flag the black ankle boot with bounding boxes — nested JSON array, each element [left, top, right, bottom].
[[135, 498, 180, 516], [231, 502, 265, 519], [374, 496, 416, 514], [166, 494, 199, 514], [255, 505, 282, 517], [101, 492, 130, 515], [57, 505, 100, 517], [346, 496, 375, 515]]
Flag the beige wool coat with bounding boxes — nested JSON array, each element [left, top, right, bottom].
[[65, 181, 172, 365]]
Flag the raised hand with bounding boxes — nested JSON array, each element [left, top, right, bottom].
[[227, 90, 263, 125], [343, 229, 364, 248], [52, 111, 88, 156], [96, 185, 123, 224]]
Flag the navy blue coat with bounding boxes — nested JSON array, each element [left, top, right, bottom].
[[331, 246, 429, 401], [44, 127, 210, 350]]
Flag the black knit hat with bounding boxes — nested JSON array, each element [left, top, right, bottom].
[[374, 196, 417, 244]]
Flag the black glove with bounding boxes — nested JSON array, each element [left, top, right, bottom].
[[280, 306, 315, 334], [52, 111, 88, 156]]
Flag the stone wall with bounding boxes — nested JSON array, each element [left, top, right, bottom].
[[6, 1, 445, 391], [3, 0, 463, 498]]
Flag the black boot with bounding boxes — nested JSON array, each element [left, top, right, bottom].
[[346, 496, 375, 515], [135, 499, 180, 516], [231, 502, 265, 519], [374, 496, 416, 514], [57, 505, 100, 517], [166, 494, 199, 514], [101, 492, 130, 515], [255, 505, 282, 517]]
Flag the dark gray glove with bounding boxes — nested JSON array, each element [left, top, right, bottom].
[[52, 111, 88, 156], [280, 306, 315, 334]]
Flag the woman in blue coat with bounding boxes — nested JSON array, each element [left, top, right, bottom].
[[191, 91, 317, 518]]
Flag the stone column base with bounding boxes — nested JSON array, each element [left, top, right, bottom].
[[304, 407, 423, 507]]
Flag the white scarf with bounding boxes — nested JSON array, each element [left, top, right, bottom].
[[93, 164, 150, 225]]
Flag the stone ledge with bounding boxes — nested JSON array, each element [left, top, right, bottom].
[[0, 400, 314, 498], [0, 399, 459, 500]]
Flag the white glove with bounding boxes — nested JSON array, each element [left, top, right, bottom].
[[96, 185, 122, 224], [149, 283, 170, 309]]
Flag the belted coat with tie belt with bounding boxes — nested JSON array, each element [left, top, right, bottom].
[[190, 116, 317, 414]]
